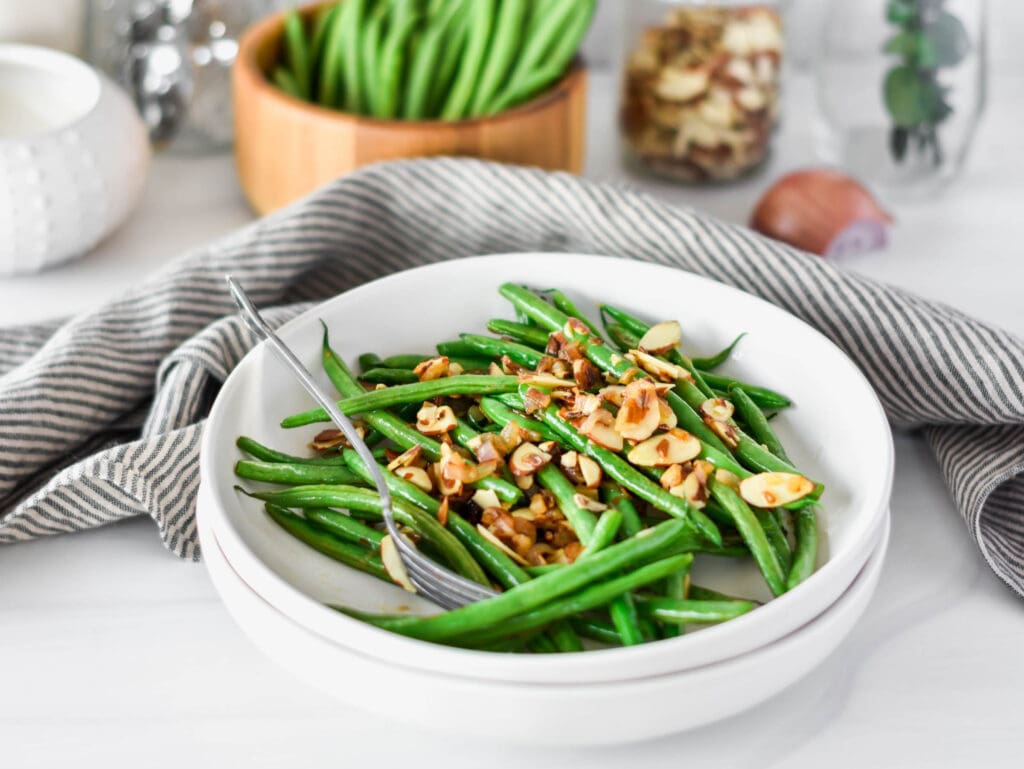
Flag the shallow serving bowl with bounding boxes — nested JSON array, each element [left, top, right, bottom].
[[199, 487, 890, 745], [199, 253, 894, 685]]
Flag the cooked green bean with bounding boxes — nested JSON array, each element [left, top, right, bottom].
[[237, 436, 348, 466], [486, 319, 550, 349], [280, 374, 518, 428], [582, 509, 623, 558], [305, 507, 385, 549], [695, 371, 792, 410], [359, 367, 420, 385], [709, 482, 787, 596], [730, 385, 791, 462], [689, 584, 758, 603], [608, 592, 645, 646], [692, 334, 746, 371], [787, 507, 819, 591], [570, 617, 623, 646], [264, 503, 388, 581], [458, 333, 543, 368], [234, 459, 359, 486], [380, 353, 431, 369], [636, 597, 756, 625], [536, 463, 597, 545]]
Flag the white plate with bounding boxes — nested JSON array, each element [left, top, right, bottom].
[[199, 489, 890, 745], [200, 253, 893, 684]]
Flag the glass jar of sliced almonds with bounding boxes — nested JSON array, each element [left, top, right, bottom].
[[619, 1, 784, 183]]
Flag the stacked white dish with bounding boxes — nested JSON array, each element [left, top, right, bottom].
[[198, 254, 894, 745]]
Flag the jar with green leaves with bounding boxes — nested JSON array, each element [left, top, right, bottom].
[[814, 0, 986, 195]]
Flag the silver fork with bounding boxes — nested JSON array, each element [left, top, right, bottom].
[[226, 276, 496, 610]]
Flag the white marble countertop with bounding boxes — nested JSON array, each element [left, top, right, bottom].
[[2, 66, 1023, 767]]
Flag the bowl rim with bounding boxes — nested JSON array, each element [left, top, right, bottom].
[[201, 253, 895, 684], [0, 43, 102, 143], [235, 3, 587, 130]]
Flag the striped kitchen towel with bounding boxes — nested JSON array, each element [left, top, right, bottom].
[[1, 157, 1022, 595]]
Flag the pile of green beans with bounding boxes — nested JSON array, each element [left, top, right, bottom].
[[271, 0, 595, 120], [233, 282, 823, 653]]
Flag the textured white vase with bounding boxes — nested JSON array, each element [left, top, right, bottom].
[[0, 44, 150, 276]]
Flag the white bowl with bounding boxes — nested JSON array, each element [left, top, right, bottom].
[[0, 44, 150, 275], [199, 489, 890, 745], [200, 253, 894, 684]]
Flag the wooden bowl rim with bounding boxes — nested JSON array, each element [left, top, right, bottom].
[[235, 2, 587, 130]]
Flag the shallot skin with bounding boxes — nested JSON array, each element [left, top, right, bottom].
[[751, 168, 893, 257]]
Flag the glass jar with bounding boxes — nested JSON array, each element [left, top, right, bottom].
[[618, 0, 784, 183], [814, 0, 986, 196]]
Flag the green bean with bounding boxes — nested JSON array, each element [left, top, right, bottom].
[[282, 8, 311, 99], [447, 512, 529, 590], [660, 569, 688, 638], [527, 634, 559, 653], [696, 372, 792, 410], [359, 367, 419, 385], [599, 485, 644, 537], [440, 554, 693, 647], [469, 0, 528, 116], [264, 503, 388, 581], [305, 507, 385, 549], [525, 563, 563, 577], [234, 459, 359, 486], [636, 597, 756, 625], [380, 353, 431, 369], [426, 9, 469, 117], [360, 2, 388, 115], [348, 519, 690, 642], [434, 339, 480, 359], [318, 1, 348, 107], [546, 289, 602, 337], [271, 66, 303, 99], [535, 402, 723, 546], [787, 507, 819, 591], [403, 1, 455, 119], [486, 319, 550, 349], [709, 482, 787, 596], [441, 0, 496, 120], [245, 484, 490, 587], [377, 3, 420, 119], [309, 4, 339, 81], [692, 334, 746, 371], [494, 0, 576, 107], [358, 352, 383, 371], [477, 397, 556, 441], [487, 60, 565, 114], [340, 0, 365, 112], [280, 374, 518, 428], [570, 617, 623, 646], [536, 463, 597, 545], [237, 436, 348, 466], [608, 592, 645, 646], [730, 385, 791, 462], [581, 508, 622, 557], [689, 584, 759, 603], [458, 333, 543, 368]]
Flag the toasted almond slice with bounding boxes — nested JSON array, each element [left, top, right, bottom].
[[476, 524, 531, 566], [436, 496, 449, 526], [518, 372, 577, 388], [660, 463, 684, 489], [627, 349, 691, 383], [572, 358, 602, 390], [472, 488, 502, 511], [416, 402, 457, 435], [433, 461, 464, 496], [614, 379, 662, 442], [380, 535, 416, 592], [701, 397, 735, 423], [578, 455, 602, 488], [386, 444, 423, 471], [522, 386, 552, 415], [708, 418, 740, 448], [658, 397, 678, 430], [560, 450, 579, 470], [563, 317, 591, 339], [509, 442, 552, 477], [739, 472, 815, 508], [473, 435, 504, 463], [515, 473, 534, 490], [448, 361, 464, 376], [627, 430, 702, 467], [551, 360, 570, 380], [638, 320, 682, 354], [395, 466, 432, 493], [413, 356, 449, 381], [573, 493, 608, 513], [538, 440, 558, 454], [488, 361, 503, 376], [579, 408, 624, 452], [715, 468, 742, 491], [439, 443, 476, 484], [499, 421, 526, 451], [655, 66, 710, 102], [599, 384, 626, 406], [529, 493, 548, 515]]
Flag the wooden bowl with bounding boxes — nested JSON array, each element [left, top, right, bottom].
[[233, 5, 588, 215]]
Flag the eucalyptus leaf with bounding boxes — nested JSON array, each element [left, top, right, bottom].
[[884, 65, 930, 126], [927, 11, 970, 67], [890, 126, 909, 162], [883, 31, 921, 57], [886, 0, 916, 25]]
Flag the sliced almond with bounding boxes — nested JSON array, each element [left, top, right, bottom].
[[416, 402, 457, 435], [658, 398, 678, 430], [380, 535, 416, 592], [578, 455, 602, 488], [614, 379, 662, 442], [395, 466, 432, 493], [626, 349, 691, 383], [488, 361, 504, 376], [708, 418, 740, 449], [515, 473, 534, 490], [413, 356, 449, 381], [701, 398, 735, 423], [522, 386, 552, 415], [599, 384, 626, 406], [509, 442, 552, 477], [578, 408, 624, 452], [572, 358, 603, 390], [476, 524, 530, 566], [562, 317, 592, 339], [439, 443, 487, 485], [573, 493, 608, 513], [560, 450, 579, 470], [638, 320, 682, 355], [715, 468, 742, 491], [518, 372, 576, 388], [739, 472, 815, 508], [433, 462, 464, 496], [436, 496, 449, 526], [448, 361, 464, 376], [472, 488, 502, 511], [655, 66, 710, 103], [660, 463, 684, 489], [471, 434, 504, 463], [627, 429, 702, 467], [386, 444, 422, 471]]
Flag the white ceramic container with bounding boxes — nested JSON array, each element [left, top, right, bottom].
[[199, 254, 894, 685], [199, 492, 890, 745], [0, 44, 149, 275]]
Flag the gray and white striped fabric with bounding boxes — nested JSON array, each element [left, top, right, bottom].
[[1, 158, 1023, 595]]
